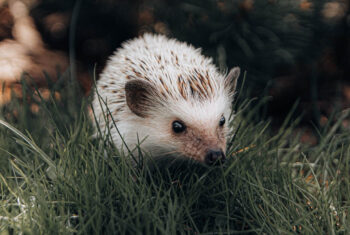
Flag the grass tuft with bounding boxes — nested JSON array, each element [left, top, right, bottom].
[[1, 77, 350, 234]]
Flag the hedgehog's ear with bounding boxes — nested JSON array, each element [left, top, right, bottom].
[[125, 80, 160, 118], [224, 67, 240, 95]]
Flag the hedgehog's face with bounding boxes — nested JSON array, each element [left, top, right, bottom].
[[125, 67, 240, 165], [168, 114, 228, 164]]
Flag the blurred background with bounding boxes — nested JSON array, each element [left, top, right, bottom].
[[0, 0, 349, 143]]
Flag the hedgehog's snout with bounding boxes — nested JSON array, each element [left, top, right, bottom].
[[204, 149, 226, 165]]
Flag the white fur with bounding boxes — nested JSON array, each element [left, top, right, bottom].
[[92, 34, 237, 157]]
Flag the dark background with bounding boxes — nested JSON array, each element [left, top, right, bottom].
[[1, 0, 350, 138]]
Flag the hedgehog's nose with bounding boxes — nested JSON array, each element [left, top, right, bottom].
[[205, 149, 226, 165]]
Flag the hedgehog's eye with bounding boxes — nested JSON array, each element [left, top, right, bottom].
[[172, 120, 186, 133], [219, 116, 225, 127]]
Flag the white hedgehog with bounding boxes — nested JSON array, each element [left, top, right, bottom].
[[92, 34, 240, 165]]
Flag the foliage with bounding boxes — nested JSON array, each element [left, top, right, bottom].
[[152, 0, 347, 89], [0, 77, 350, 234]]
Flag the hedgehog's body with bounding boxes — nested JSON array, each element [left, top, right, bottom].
[[92, 34, 240, 164]]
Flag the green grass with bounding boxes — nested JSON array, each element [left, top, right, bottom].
[[0, 77, 350, 234]]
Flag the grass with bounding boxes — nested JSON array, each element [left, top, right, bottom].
[[0, 76, 350, 234]]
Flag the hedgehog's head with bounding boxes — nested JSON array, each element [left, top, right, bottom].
[[125, 67, 240, 165]]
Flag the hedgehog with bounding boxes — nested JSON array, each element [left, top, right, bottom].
[[92, 34, 240, 165]]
